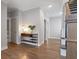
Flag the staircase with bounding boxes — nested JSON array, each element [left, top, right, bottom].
[[68, 0, 77, 14], [65, 0, 77, 22]]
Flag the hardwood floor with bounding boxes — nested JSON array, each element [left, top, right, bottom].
[[1, 39, 60, 59]]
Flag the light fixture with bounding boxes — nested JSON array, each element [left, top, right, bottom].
[[48, 5, 52, 8], [59, 12, 63, 15]]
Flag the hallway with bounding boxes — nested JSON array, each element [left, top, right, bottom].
[[1, 39, 60, 59]]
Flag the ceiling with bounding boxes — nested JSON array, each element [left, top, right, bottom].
[[2, 0, 68, 18]]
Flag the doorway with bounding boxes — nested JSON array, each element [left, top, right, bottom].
[[7, 18, 11, 43], [7, 9, 17, 44], [44, 19, 46, 42]]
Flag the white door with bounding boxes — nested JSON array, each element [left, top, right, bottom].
[[11, 18, 17, 43], [7, 18, 11, 42], [44, 20, 46, 41]]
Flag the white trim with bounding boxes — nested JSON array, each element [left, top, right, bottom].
[[48, 37, 60, 39], [1, 46, 8, 51], [38, 41, 44, 46], [60, 49, 66, 56], [1, 1, 7, 6], [16, 41, 21, 44]]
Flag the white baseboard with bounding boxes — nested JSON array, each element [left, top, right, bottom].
[[1, 46, 8, 51], [48, 37, 60, 39], [16, 41, 21, 44], [38, 41, 44, 46]]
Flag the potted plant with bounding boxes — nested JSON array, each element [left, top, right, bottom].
[[28, 25, 36, 33]]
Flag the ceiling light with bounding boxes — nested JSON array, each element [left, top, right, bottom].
[[48, 5, 52, 8], [59, 12, 63, 15]]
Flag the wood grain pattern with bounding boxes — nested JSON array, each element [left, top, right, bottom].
[[1, 39, 60, 59], [66, 41, 77, 59]]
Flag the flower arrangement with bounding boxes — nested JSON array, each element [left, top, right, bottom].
[[28, 25, 36, 33]]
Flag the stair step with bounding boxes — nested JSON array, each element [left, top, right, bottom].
[[70, 9, 77, 12], [70, 7, 77, 10], [68, 1, 77, 14], [69, 3, 77, 6], [70, 10, 77, 12], [69, 6, 77, 9], [71, 11, 77, 14]]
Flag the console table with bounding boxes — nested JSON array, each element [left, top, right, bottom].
[[21, 33, 38, 46]]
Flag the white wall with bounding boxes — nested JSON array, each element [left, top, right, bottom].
[[1, 2, 7, 50], [39, 10, 44, 45], [44, 17, 50, 40], [49, 16, 63, 39], [21, 8, 40, 32], [16, 11, 22, 44], [20, 8, 44, 46]]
